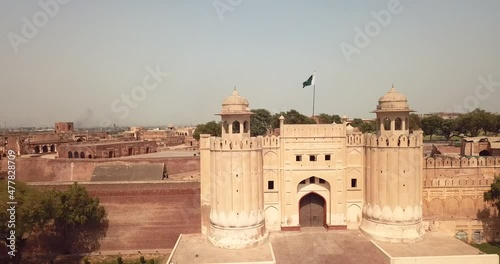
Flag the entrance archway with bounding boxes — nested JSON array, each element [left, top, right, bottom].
[[479, 150, 490, 156], [299, 192, 325, 227]]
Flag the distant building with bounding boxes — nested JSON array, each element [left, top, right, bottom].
[[1, 122, 108, 157], [54, 122, 74, 133], [125, 125, 197, 148], [419, 112, 462, 120], [57, 140, 156, 159], [461, 137, 500, 156]]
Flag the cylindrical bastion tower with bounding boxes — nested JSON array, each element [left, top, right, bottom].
[[360, 85, 425, 243], [205, 89, 268, 249]]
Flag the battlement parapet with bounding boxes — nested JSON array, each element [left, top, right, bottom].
[[364, 133, 423, 148], [424, 157, 500, 169], [262, 135, 279, 147], [423, 177, 494, 187], [347, 133, 365, 146], [207, 136, 263, 151]]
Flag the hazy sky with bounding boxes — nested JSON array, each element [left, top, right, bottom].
[[1, 0, 499, 128]]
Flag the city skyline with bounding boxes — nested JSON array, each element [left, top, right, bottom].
[[1, 0, 499, 128]]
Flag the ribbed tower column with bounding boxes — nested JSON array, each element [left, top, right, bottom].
[[207, 88, 268, 249], [360, 85, 425, 243]]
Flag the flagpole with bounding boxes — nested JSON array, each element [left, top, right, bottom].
[[312, 84, 315, 119], [312, 70, 316, 120]]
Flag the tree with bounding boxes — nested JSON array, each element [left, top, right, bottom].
[[351, 118, 364, 127], [0, 181, 58, 263], [331, 114, 342, 124], [0, 181, 107, 263], [478, 110, 497, 135], [283, 109, 316, 125], [317, 113, 333, 124], [271, 113, 281, 129], [271, 109, 315, 129], [317, 114, 341, 124], [359, 122, 376, 133], [409, 113, 421, 131], [193, 121, 222, 140], [440, 119, 459, 141], [456, 109, 495, 137], [250, 109, 272, 136], [54, 182, 107, 254], [421, 115, 444, 140], [496, 114, 500, 135], [484, 175, 500, 212]]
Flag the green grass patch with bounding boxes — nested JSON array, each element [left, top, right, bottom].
[[471, 242, 500, 255], [89, 255, 163, 264], [21, 254, 167, 264]]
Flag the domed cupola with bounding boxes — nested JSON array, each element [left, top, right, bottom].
[[375, 85, 412, 112], [218, 88, 253, 139], [373, 85, 414, 136], [220, 88, 253, 115]]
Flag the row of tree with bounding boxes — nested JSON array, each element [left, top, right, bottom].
[[417, 109, 500, 140], [0, 182, 108, 263]]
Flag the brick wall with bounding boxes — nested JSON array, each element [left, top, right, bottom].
[[1, 156, 200, 182], [24, 181, 200, 253]]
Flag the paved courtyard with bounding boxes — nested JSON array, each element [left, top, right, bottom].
[[169, 228, 386, 264], [270, 228, 386, 264]]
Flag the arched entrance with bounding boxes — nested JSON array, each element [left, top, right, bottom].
[[299, 192, 325, 227], [479, 150, 490, 156]]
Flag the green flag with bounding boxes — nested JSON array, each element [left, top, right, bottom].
[[302, 74, 315, 88]]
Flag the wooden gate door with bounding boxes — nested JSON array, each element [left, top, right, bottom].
[[299, 193, 325, 227]]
